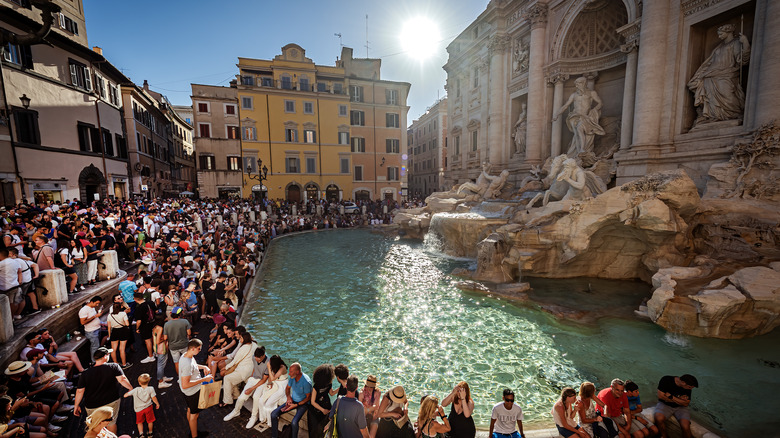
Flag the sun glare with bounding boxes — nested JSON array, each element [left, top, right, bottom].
[[400, 17, 441, 60]]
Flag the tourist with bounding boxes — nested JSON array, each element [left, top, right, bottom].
[[73, 347, 133, 433], [552, 387, 588, 438], [220, 332, 257, 408], [330, 364, 357, 398], [308, 364, 335, 438], [375, 385, 414, 438], [123, 373, 160, 438], [78, 296, 104, 358], [359, 375, 381, 438], [624, 380, 658, 437], [178, 339, 213, 438], [441, 382, 475, 438], [223, 345, 268, 427], [163, 306, 192, 374], [82, 406, 131, 438], [133, 292, 156, 364], [597, 379, 631, 438], [255, 354, 288, 427], [31, 236, 55, 272], [488, 389, 524, 438], [416, 395, 450, 438], [151, 314, 173, 389], [118, 273, 138, 309], [575, 382, 609, 438], [8, 248, 40, 316], [3, 360, 66, 427], [654, 374, 698, 438], [270, 362, 312, 438], [84, 237, 100, 286], [0, 394, 49, 438], [329, 375, 370, 438], [107, 301, 132, 369], [38, 328, 85, 373], [54, 239, 77, 294], [0, 248, 25, 323], [70, 238, 87, 292]]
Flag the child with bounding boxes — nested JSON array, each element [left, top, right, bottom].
[[625, 380, 659, 438], [124, 373, 160, 438]]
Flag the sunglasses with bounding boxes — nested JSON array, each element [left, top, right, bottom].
[[505, 398, 515, 403]]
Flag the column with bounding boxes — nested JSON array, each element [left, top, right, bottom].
[[523, 3, 548, 164], [548, 73, 569, 157], [632, 2, 668, 146], [488, 34, 510, 165], [620, 42, 639, 149]]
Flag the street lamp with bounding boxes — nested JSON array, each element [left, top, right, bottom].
[[246, 158, 269, 183], [19, 94, 31, 109]]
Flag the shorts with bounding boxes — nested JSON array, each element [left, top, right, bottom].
[[110, 326, 132, 342], [492, 432, 521, 438], [630, 413, 653, 434], [556, 425, 582, 438], [139, 324, 154, 340], [85, 399, 121, 425], [170, 347, 187, 362], [136, 405, 156, 424], [607, 415, 627, 428], [63, 266, 76, 275], [184, 392, 201, 414], [20, 281, 33, 295], [654, 402, 690, 422], [3, 286, 22, 304]]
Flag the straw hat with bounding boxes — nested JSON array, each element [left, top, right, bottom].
[[365, 375, 377, 388], [4, 361, 32, 375], [389, 385, 407, 403]]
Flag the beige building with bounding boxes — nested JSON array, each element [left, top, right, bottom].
[[191, 83, 242, 198], [443, 0, 779, 193], [1, 0, 131, 204], [172, 104, 196, 194], [408, 98, 447, 198]]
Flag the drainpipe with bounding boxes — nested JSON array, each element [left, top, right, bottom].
[[372, 81, 377, 199]]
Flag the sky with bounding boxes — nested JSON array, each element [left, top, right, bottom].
[[82, 0, 489, 123]]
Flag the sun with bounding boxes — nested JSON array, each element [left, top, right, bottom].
[[400, 17, 441, 60]]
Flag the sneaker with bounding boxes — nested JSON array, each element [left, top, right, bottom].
[[51, 415, 68, 423], [245, 416, 257, 429], [158, 381, 172, 389], [79, 285, 86, 291], [122, 362, 132, 369], [223, 410, 239, 422], [12, 315, 21, 320], [27, 308, 42, 316], [47, 424, 61, 433], [163, 377, 174, 383], [140, 356, 155, 364], [56, 404, 74, 413]]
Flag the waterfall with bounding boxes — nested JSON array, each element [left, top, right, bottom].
[[423, 214, 447, 254]]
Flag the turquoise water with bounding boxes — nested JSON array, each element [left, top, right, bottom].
[[242, 230, 780, 437]]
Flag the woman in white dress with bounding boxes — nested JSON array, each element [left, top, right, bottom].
[[254, 355, 288, 427], [221, 332, 257, 407]]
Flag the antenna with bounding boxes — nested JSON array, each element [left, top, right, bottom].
[[334, 33, 343, 48], [365, 14, 370, 57]]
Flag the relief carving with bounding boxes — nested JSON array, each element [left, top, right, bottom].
[[512, 38, 529, 76]]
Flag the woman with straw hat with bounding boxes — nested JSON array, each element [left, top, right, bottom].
[[375, 385, 414, 438]]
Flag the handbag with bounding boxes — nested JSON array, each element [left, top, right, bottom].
[[198, 379, 222, 409], [222, 344, 252, 376], [325, 397, 341, 438]]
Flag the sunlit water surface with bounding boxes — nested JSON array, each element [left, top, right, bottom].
[[242, 230, 780, 437]]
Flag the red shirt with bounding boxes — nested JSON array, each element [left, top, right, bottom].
[[597, 387, 629, 418]]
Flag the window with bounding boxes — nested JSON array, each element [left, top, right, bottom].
[[14, 109, 39, 145], [242, 126, 257, 140], [2, 43, 33, 69], [77, 123, 93, 151], [317, 82, 327, 92], [456, 79, 461, 98], [136, 132, 141, 151], [225, 104, 236, 115], [227, 125, 240, 139], [455, 136, 460, 155], [386, 113, 399, 128], [473, 67, 479, 88], [142, 135, 148, 154], [350, 110, 365, 126], [386, 89, 398, 105], [299, 78, 309, 91], [241, 97, 253, 109], [281, 76, 292, 90], [227, 156, 241, 171], [197, 102, 209, 113], [59, 13, 79, 35], [422, 143, 427, 152], [286, 157, 300, 173], [241, 75, 255, 86], [354, 165, 363, 181], [338, 131, 349, 145], [338, 105, 347, 117], [303, 129, 316, 143], [284, 100, 295, 113], [285, 128, 298, 142], [94, 75, 106, 99], [69, 60, 91, 91], [199, 155, 215, 170], [387, 166, 399, 181], [386, 139, 400, 153], [261, 77, 273, 87], [351, 137, 365, 153], [471, 130, 478, 151], [333, 83, 343, 94], [116, 134, 127, 159], [198, 123, 211, 138], [350, 85, 363, 102], [108, 84, 119, 106], [306, 157, 316, 173], [303, 102, 314, 114], [340, 158, 349, 174], [102, 128, 114, 156]]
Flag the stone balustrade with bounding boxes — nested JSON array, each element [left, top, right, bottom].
[[36, 269, 68, 308], [97, 250, 119, 281], [0, 295, 13, 343]]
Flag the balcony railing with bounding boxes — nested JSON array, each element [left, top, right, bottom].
[[243, 78, 347, 95]]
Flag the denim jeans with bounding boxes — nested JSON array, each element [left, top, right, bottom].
[[271, 403, 308, 438], [155, 351, 168, 380], [85, 329, 100, 359]]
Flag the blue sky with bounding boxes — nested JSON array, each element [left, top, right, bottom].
[[82, 0, 488, 123]]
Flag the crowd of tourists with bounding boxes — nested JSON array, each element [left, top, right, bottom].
[[0, 196, 698, 438]]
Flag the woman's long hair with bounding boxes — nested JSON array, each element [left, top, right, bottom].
[[417, 395, 439, 427]]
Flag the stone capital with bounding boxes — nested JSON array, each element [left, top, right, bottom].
[[620, 40, 639, 54], [617, 19, 641, 54], [523, 3, 548, 29], [488, 34, 511, 55], [546, 72, 569, 86], [583, 71, 599, 81]]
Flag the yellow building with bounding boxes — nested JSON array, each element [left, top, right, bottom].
[[237, 44, 352, 201]]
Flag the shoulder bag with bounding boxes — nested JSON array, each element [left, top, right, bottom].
[[325, 397, 341, 438]]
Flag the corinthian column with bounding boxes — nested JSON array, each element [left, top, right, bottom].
[[548, 72, 569, 157], [523, 3, 548, 164], [488, 34, 510, 165], [632, 2, 668, 146], [618, 20, 641, 150]]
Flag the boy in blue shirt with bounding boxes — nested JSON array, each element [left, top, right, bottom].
[[625, 380, 659, 437]]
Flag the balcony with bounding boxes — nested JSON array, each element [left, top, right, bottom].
[[247, 78, 347, 94]]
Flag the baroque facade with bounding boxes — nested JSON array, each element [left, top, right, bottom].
[[443, 0, 779, 193], [408, 98, 447, 198]]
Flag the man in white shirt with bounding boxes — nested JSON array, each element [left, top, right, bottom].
[[9, 248, 40, 314], [489, 389, 525, 438], [0, 248, 24, 320], [79, 296, 105, 359]]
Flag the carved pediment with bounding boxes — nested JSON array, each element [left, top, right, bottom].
[[452, 125, 462, 135], [283, 120, 299, 129], [303, 122, 317, 130], [467, 119, 481, 130]]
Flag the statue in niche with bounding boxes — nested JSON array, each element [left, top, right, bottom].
[[512, 103, 527, 155], [526, 155, 606, 209], [457, 162, 510, 200], [688, 24, 751, 127], [553, 76, 605, 156], [513, 40, 529, 74]]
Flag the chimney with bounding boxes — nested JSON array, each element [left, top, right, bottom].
[[143, 80, 149, 91], [92, 46, 103, 56]]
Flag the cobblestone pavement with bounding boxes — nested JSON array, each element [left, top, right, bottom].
[[61, 316, 272, 438]]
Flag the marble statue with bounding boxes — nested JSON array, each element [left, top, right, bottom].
[[457, 163, 509, 200], [512, 103, 527, 155], [688, 24, 751, 126], [526, 155, 606, 209], [553, 77, 605, 156], [513, 40, 529, 74]]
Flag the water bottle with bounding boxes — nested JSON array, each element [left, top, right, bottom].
[[65, 333, 71, 342]]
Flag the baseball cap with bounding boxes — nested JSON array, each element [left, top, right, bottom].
[[172, 306, 183, 316], [93, 347, 113, 360]]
